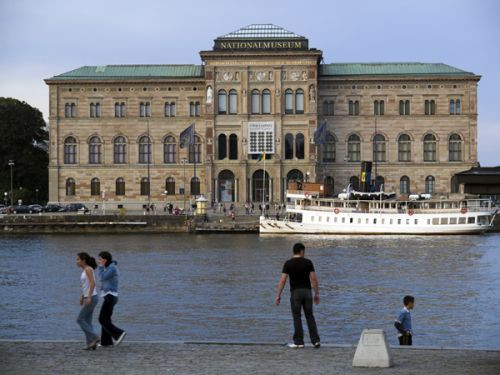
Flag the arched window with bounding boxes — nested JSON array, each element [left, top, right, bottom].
[[284, 133, 294, 159], [218, 89, 227, 114], [449, 134, 462, 161], [423, 134, 437, 162], [284, 89, 293, 114], [323, 132, 336, 162], [400, 176, 410, 195], [262, 89, 271, 114], [286, 169, 304, 183], [229, 134, 238, 160], [140, 177, 150, 196], [95, 103, 101, 117], [229, 90, 237, 114], [138, 136, 151, 164], [373, 134, 386, 162], [88, 136, 102, 164], [166, 177, 175, 195], [348, 134, 361, 162], [374, 100, 384, 115], [190, 177, 200, 196], [398, 134, 411, 162], [218, 134, 227, 160], [455, 99, 461, 114], [295, 133, 305, 159], [164, 136, 176, 164], [399, 100, 410, 115], [425, 100, 436, 115], [115, 178, 125, 196], [449, 99, 455, 115], [425, 175, 435, 194], [139, 102, 151, 117], [90, 178, 100, 196], [350, 176, 360, 190], [295, 89, 304, 114], [115, 102, 125, 117], [64, 137, 77, 164], [66, 178, 75, 196], [349, 100, 360, 116], [189, 135, 201, 163], [164, 102, 174, 117], [251, 89, 260, 114], [451, 175, 459, 193], [114, 136, 127, 164], [324, 176, 334, 197]]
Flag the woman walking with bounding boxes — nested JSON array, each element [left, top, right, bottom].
[[76, 252, 100, 350], [97, 251, 126, 347]]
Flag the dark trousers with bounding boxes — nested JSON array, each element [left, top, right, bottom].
[[399, 334, 412, 346], [99, 294, 124, 346], [290, 288, 320, 345]]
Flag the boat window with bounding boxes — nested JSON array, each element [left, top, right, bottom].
[[358, 218, 361, 224], [390, 219, 393, 224], [459, 217, 466, 224], [366, 218, 369, 224], [398, 219, 402, 225], [326, 216, 330, 223], [381, 218, 385, 224], [318, 216, 322, 222], [441, 218, 448, 225], [467, 217, 475, 224], [478, 215, 490, 225], [406, 219, 410, 225], [350, 218, 353, 224], [427, 219, 431, 225], [414, 219, 418, 225], [450, 217, 457, 224], [373, 218, 377, 224], [432, 218, 439, 225], [341, 217, 345, 223]]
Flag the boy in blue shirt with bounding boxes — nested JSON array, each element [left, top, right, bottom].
[[394, 295, 415, 345]]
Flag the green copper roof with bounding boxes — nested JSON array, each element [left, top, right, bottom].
[[48, 65, 204, 80], [218, 24, 304, 39], [319, 63, 475, 76]]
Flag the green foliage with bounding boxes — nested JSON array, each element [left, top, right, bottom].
[[0, 97, 49, 204]]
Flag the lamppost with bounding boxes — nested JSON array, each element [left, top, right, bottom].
[[162, 190, 168, 215], [181, 158, 187, 214], [8, 160, 14, 206], [35, 188, 39, 204], [3, 192, 7, 206], [306, 171, 310, 183]]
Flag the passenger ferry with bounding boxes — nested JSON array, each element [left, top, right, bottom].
[[260, 184, 497, 235]]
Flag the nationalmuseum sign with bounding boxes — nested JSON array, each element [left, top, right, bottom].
[[214, 39, 309, 51]]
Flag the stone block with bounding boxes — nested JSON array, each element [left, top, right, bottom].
[[352, 329, 393, 368]]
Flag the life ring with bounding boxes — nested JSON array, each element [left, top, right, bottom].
[[408, 209, 414, 216], [334, 208, 340, 214], [304, 193, 310, 198], [461, 207, 467, 214]]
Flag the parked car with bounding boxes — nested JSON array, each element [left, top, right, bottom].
[[11, 205, 31, 214], [60, 203, 89, 213], [28, 204, 43, 213], [42, 204, 62, 213]]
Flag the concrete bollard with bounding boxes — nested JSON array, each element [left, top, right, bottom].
[[352, 329, 393, 368]]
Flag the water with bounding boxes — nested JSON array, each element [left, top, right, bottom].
[[0, 233, 499, 348]]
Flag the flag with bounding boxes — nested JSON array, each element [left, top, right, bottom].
[[257, 152, 266, 162], [313, 122, 327, 145], [179, 123, 195, 149]]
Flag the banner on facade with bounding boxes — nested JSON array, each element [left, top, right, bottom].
[[248, 121, 274, 154]]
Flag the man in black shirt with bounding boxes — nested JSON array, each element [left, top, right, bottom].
[[275, 243, 320, 348]]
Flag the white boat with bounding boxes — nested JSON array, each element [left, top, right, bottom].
[[260, 188, 498, 235]]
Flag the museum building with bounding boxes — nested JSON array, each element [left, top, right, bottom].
[[45, 24, 480, 209]]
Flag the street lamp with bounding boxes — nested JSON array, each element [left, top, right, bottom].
[[162, 190, 168, 214], [35, 188, 39, 204], [3, 192, 7, 206], [306, 171, 310, 183], [8, 160, 14, 206]]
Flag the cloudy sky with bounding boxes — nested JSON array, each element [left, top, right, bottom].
[[1, 0, 498, 165]]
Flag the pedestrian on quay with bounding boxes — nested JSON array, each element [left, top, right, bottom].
[[97, 251, 126, 347], [394, 295, 415, 346], [275, 243, 321, 349], [76, 252, 100, 350]]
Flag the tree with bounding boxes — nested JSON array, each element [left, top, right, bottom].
[[0, 97, 49, 204]]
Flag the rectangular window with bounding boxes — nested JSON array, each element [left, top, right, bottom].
[[467, 217, 475, 224], [311, 216, 314, 222], [342, 217, 346, 223], [450, 217, 457, 224], [398, 219, 402, 225], [459, 217, 466, 224], [350, 217, 353, 223], [440, 217, 448, 225]]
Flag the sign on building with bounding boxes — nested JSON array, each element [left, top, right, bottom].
[[248, 121, 275, 154]]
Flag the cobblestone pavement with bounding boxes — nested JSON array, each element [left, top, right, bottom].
[[0, 341, 499, 375]]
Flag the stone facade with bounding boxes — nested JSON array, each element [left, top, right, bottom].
[[45, 25, 480, 210]]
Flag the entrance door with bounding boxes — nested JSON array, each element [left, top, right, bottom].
[[252, 169, 270, 202], [218, 170, 235, 202]]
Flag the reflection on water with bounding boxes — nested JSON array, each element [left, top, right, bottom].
[[0, 233, 499, 348]]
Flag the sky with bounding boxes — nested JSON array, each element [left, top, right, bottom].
[[1, 0, 499, 165]]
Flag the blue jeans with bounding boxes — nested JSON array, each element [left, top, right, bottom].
[[290, 289, 320, 345], [77, 295, 99, 344]]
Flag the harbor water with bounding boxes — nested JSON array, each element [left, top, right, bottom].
[[0, 233, 499, 348]]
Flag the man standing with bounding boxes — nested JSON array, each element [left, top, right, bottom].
[[275, 243, 320, 348]]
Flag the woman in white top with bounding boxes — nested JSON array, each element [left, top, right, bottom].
[[76, 252, 100, 350]]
